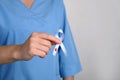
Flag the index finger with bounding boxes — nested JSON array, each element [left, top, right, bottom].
[[39, 33, 61, 44]]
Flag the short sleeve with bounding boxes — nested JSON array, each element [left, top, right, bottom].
[[58, 2, 82, 78]]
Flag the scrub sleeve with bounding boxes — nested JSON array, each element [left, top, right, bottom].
[[58, 3, 82, 78]]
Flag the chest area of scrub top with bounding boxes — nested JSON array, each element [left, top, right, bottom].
[[0, 0, 60, 34]]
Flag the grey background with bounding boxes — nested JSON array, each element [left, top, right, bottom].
[[64, 0, 120, 80]]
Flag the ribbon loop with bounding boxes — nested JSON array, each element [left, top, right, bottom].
[[53, 29, 67, 56]]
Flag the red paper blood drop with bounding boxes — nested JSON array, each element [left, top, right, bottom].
[[55, 48, 57, 51]]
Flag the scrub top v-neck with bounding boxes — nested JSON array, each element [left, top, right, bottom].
[[0, 0, 82, 80]]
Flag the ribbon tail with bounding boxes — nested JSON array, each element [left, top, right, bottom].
[[53, 29, 67, 56], [60, 43, 67, 56]]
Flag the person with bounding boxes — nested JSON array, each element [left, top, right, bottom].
[[0, 0, 82, 80]]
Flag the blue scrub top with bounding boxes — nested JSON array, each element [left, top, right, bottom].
[[0, 0, 82, 80]]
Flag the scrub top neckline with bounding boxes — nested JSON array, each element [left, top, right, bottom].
[[17, 0, 35, 13], [18, 0, 35, 11], [14, 0, 40, 17]]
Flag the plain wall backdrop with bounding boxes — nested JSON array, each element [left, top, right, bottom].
[[64, 0, 120, 80]]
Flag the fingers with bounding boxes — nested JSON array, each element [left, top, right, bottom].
[[27, 38, 51, 58], [31, 32, 61, 44], [20, 32, 60, 60], [33, 41, 50, 54], [29, 32, 60, 58], [38, 38, 52, 47], [33, 49, 47, 58]]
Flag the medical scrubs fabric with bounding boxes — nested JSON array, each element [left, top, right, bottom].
[[0, 0, 82, 80]]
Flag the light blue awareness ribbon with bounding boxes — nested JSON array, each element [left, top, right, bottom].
[[53, 29, 67, 56]]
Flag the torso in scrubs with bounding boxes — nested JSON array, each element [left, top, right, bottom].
[[0, 0, 82, 80]]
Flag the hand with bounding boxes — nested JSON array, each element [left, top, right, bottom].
[[63, 76, 74, 80], [16, 32, 61, 61]]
